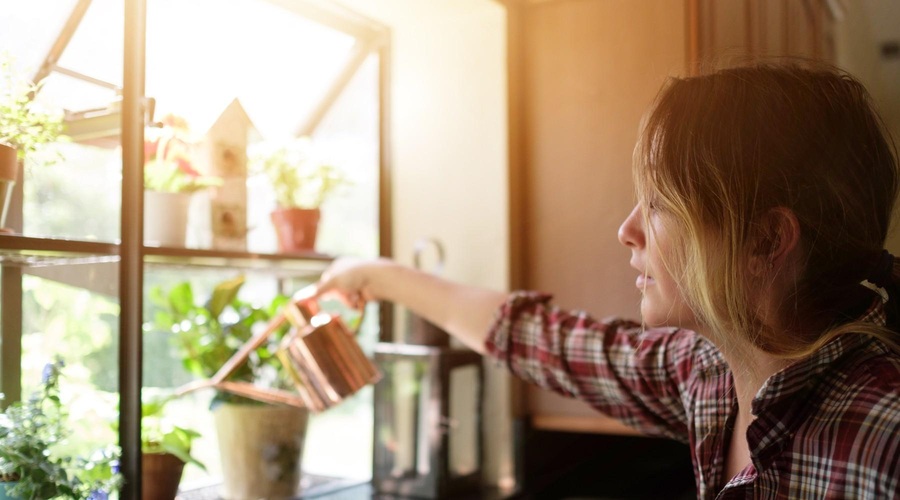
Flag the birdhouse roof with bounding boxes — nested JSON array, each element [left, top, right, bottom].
[[199, 98, 263, 145]]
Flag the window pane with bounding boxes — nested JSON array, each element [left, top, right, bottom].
[[18, 270, 121, 491], [24, 142, 122, 241], [0, 0, 80, 78], [4, 0, 383, 493], [56, 0, 124, 90], [4, 0, 124, 241], [146, 0, 356, 140]]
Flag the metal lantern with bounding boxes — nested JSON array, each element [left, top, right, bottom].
[[373, 339, 485, 498]]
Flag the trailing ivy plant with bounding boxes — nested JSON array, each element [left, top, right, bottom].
[[0, 359, 122, 499]]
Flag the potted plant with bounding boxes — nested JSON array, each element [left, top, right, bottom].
[[143, 114, 222, 247], [0, 359, 122, 500], [133, 392, 205, 500], [0, 55, 65, 231], [250, 137, 350, 253], [148, 275, 309, 499]]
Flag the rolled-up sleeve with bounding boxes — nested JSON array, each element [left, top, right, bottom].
[[485, 290, 703, 441]]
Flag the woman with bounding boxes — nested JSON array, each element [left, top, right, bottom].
[[315, 63, 900, 498]]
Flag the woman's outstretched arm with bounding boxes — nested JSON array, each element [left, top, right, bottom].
[[314, 257, 508, 354]]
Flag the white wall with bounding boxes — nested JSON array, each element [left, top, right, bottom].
[[336, 0, 514, 488]]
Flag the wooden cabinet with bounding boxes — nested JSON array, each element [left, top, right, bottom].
[[692, 0, 834, 74]]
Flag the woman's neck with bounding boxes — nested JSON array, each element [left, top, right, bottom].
[[718, 339, 794, 481], [721, 342, 792, 419]]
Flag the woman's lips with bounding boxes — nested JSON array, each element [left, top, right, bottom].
[[636, 274, 655, 289]]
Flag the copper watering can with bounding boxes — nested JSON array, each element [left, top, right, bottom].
[[175, 285, 381, 412]]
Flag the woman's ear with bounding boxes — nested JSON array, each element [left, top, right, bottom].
[[749, 207, 801, 276]]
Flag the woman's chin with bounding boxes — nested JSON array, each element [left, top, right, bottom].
[[640, 301, 696, 329], [640, 307, 667, 327]]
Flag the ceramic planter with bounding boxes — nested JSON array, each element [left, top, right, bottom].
[[144, 190, 192, 247], [213, 403, 309, 500]]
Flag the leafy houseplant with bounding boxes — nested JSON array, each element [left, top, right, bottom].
[[0, 56, 65, 163], [0, 55, 65, 230], [149, 276, 311, 499], [140, 394, 204, 469], [137, 393, 205, 500], [143, 114, 222, 247], [0, 360, 122, 499], [252, 137, 349, 211], [149, 275, 292, 406], [144, 114, 221, 195], [251, 138, 350, 252]]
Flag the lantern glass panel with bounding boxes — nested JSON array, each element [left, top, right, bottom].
[[449, 364, 480, 477], [376, 357, 433, 479]]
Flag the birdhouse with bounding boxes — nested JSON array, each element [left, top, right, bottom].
[[197, 98, 259, 251]]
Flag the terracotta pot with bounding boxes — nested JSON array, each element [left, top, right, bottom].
[[0, 144, 19, 231], [142, 453, 186, 500], [270, 207, 320, 253], [213, 403, 309, 500], [0, 144, 17, 181]]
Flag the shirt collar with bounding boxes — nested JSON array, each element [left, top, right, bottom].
[[750, 299, 886, 416]]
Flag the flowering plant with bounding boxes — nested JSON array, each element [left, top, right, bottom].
[[144, 114, 221, 193], [0, 359, 122, 499]]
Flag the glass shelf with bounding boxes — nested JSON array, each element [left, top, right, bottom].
[[0, 234, 119, 267], [143, 245, 333, 276], [0, 234, 333, 276]]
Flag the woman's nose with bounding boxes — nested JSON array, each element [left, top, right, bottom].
[[617, 204, 645, 249]]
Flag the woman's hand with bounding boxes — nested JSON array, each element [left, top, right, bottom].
[[314, 256, 398, 308]]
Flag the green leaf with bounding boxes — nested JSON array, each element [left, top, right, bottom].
[[147, 285, 167, 308], [167, 282, 195, 316], [209, 275, 245, 318]]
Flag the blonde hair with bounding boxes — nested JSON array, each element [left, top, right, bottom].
[[634, 62, 900, 359]]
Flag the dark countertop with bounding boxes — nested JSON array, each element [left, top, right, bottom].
[[178, 475, 515, 500]]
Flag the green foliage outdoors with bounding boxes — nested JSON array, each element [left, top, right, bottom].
[[250, 138, 351, 209], [148, 275, 292, 406], [0, 359, 122, 499], [22, 277, 120, 393]]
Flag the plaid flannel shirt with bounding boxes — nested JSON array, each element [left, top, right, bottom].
[[485, 291, 900, 499]]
